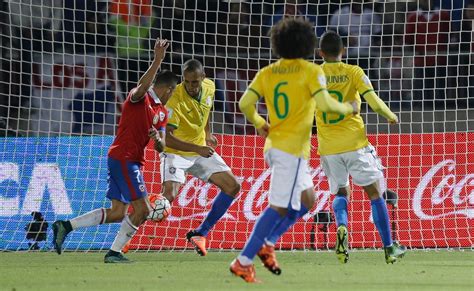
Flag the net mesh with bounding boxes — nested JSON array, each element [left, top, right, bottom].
[[0, 1, 472, 251]]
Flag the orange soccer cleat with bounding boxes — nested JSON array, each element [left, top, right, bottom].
[[229, 259, 261, 283], [186, 230, 207, 256], [257, 244, 281, 275]]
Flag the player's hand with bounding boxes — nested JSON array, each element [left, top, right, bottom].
[[349, 101, 359, 115], [388, 115, 399, 125], [256, 123, 270, 138], [154, 38, 169, 61], [148, 127, 161, 141], [206, 134, 218, 147], [197, 146, 215, 158]]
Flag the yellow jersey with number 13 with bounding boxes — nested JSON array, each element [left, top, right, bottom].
[[165, 78, 215, 156], [316, 62, 374, 155], [245, 59, 328, 159]]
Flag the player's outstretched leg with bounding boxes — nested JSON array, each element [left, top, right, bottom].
[[52, 220, 72, 254], [230, 259, 261, 283], [186, 230, 207, 256], [257, 244, 281, 275], [384, 241, 407, 264], [335, 225, 349, 264]]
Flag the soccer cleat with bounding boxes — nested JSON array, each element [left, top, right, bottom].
[[230, 259, 261, 283], [335, 225, 349, 264], [52, 220, 71, 255], [104, 250, 132, 263], [257, 244, 281, 275], [384, 241, 407, 264], [186, 230, 207, 256]]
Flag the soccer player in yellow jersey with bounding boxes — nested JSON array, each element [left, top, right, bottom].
[[230, 18, 357, 283], [316, 31, 407, 264], [161, 59, 241, 256]]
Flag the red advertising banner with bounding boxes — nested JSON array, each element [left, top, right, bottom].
[[132, 132, 473, 250]]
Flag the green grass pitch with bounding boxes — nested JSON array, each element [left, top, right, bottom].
[[1, 250, 473, 290]]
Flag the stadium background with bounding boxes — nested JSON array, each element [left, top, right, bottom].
[[0, 0, 473, 252]]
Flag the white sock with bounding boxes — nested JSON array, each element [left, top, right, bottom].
[[264, 239, 275, 247], [110, 216, 138, 253], [237, 255, 253, 266], [70, 208, 106, 230]]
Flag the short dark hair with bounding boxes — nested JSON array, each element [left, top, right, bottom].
[[154, 70, 179, 87], [182, 59, 204, 73], [320, 30, 343, 57], [270, 18, 317, 59]]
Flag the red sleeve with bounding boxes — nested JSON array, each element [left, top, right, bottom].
[[157, 107, 168, 131]]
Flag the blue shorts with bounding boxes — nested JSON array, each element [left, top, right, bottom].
[[106, 157, 147, 204]]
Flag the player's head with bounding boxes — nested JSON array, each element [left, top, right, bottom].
[[269, 17, 317, 59], [182, 59, 205, 98], [153, 70, 179, 105], [319, 30, 344, 60]]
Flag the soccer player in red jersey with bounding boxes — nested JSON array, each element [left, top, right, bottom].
[[52, 39, 179, 263]]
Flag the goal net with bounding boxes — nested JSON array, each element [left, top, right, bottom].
[[1, 0, 472, 252]]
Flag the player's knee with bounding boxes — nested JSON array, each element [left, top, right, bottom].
[[301, 189, 315, 210], [107, 209, 125, 223], [227, 182, 241, 197], [136, 207, 149, 222]]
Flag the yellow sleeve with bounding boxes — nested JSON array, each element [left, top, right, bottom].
[[363, 91, 397, 122], [166, 93, 181, 129], [354, 66, 374, 97], [238, 71, 266, 129], [239, 89, 266, 129], [313, 89, 353, 115]]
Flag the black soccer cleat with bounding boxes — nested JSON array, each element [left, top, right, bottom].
[[52, 220, 71, 255]]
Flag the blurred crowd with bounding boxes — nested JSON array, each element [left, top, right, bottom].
[[1, 0, 473, 135]]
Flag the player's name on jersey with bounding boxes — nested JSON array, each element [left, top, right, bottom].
[[326, 75, 349, 83], [271, 65, 301, 74]]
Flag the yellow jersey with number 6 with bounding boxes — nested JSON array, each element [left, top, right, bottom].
[[165, 78, 215, 156], [247, 59, 327, 159], [316, 62, 373, 155]]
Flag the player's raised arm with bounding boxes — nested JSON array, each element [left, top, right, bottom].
[[130, 38, 170, 103]]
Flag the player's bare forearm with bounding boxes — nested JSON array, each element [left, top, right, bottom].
[[165, 127, 203, 153], [131, 38, 169, 102]]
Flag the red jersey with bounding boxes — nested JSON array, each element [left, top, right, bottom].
[[108, 88, 168, 164], [405, 10, 450, 67]]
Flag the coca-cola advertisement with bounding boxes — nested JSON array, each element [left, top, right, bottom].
[[132, 132, 473, 250]]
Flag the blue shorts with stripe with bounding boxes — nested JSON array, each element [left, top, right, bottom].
[[106, 157, 147, 204]]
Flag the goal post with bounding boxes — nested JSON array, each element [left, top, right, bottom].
[[0, 1, 472, 251]]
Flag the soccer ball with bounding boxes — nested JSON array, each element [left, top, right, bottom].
[[147, 195, 171, 222]]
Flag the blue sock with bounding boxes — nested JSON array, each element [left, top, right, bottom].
[[371, 197, 393, 247], [241, 207, 282, 261], [265, 205, 309, 245], [196, 192, 234, 237], [332, 195, 348, 227]]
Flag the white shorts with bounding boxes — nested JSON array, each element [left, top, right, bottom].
[[160, 152, 231, 184], [265, 148, 313, 211], [320, 144, 385, 194]]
